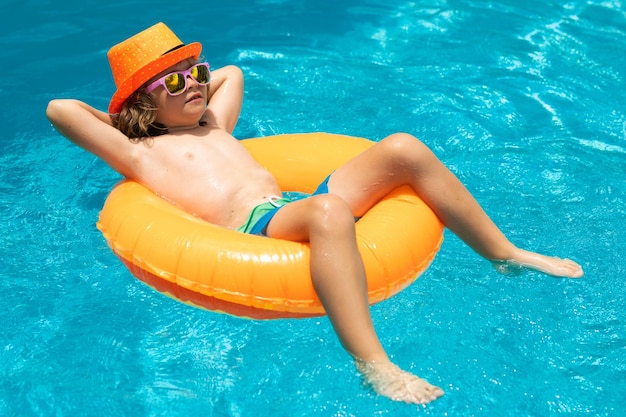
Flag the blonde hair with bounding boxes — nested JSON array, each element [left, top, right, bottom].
[[112, 89, 167, 141]]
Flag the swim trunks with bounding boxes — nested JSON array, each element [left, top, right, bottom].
[[237, 175, 331, 236]]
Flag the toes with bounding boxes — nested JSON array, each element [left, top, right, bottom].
[[411, 384, 444, 404], [356, 359, 444, 405]]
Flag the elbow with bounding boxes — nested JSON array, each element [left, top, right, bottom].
[[231, 64, 244, 79], [45, 99, 59, 122], [46, 99, 70, 124], [222, 64, 243, 76], [223, 65, 244, 86]]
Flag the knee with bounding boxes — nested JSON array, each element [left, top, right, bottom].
[[306, 194, 355, 236], [379, 133, 434, 166]]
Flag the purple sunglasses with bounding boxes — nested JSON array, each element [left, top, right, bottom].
[[145, 62, 211, 96]]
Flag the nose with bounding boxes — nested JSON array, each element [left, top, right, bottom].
[[186, 74, 199, 90]]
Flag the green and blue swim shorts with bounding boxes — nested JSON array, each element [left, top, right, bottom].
[[236, 175, 330, 236]]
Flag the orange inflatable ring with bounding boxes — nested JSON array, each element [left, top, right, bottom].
[[97, 133, 444, 319]]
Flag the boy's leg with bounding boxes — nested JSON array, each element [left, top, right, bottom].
[[266, 194, 444, 404], [326, 133, 582, 277], [266, 194, 386, 362]]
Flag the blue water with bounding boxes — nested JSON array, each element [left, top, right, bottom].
[[2, 0, 625, 415]]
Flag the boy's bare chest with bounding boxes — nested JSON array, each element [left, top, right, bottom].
[[131, 134, 277, 223]]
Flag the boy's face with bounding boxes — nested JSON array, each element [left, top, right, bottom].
[[147, 58, 209, 128]]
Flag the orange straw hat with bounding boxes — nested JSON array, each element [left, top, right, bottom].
[[107, 22, 202, 114]]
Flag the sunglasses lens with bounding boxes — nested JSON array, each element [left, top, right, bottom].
[[164, 73, 186, 95], [192, 64, 210, 84]]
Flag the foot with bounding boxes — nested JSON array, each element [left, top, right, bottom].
[[492, 249, 583, 278], [356, 359, 444, 404]]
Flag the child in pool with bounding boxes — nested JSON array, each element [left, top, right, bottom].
[[46, 23, 583, 404]]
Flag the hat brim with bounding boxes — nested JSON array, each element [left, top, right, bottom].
[[108, 42, 202, 114]]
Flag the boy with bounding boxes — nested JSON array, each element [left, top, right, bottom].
[[47, 23, 583, 404]]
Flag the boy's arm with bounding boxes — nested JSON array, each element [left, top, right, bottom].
[[203, 65, 244, 134], [46, 99, 138, 178]]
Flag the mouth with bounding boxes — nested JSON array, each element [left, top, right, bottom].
[[186, 92, 203, 103]]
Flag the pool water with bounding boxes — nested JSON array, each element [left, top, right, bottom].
[[2, 0, 625, 415]]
